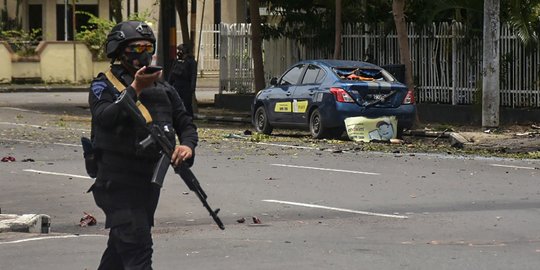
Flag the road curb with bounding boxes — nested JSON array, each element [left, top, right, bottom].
[[0, 214, 51, 233], [194, 113, 250, 123]]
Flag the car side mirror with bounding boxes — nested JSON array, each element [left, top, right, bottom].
[[270, 77, 278, 86]]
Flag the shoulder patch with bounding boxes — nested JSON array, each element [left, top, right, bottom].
[[91, 81, 108, 99]]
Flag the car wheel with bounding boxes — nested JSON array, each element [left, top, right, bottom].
[[254, 106, 273, 134], [309, 108, 329, 139]]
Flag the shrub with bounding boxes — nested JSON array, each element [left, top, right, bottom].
[[0, 28, 41, 56]]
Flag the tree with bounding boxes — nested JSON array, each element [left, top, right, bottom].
[[482, 0, 500, 128], [250, 0, 266, 92], [333, 0, 342, 59], [175, 0, 191, 45], [110, 0, 123, 23], [505, 0, 540, 49], [392, 0, 414, 92]]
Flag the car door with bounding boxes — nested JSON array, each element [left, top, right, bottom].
[[267, 64, 304, 123], [291, 64, 326, 124]]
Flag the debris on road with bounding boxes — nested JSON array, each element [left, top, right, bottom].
[[252, 216, 261, 224], [79, 212, 97, 227], [449, 132, 470, 148], [236, 217, 246, 223], [1, 156, 16, 162]]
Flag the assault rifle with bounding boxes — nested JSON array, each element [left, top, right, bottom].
[[115, 90, 225, 230]]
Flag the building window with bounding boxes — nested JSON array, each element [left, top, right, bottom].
[[28, 5, 43, 34], [56, 4, 98, 41]]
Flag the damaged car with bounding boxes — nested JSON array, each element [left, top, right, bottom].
[[251, 60, 416, 139]]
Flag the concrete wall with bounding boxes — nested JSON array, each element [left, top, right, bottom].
[[417, 104, 540, 126], [1, 41, 109, 83], [0, 42, 13, 83], [12, 61, 41, 78], [93, 61, 110, 77], [37, 41, 93, 83]]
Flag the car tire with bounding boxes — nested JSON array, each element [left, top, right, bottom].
[[309, 108, 330, 139], [254, 106, 273, 134]]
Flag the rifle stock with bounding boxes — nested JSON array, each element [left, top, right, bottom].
[[116, 90, 225, 230]]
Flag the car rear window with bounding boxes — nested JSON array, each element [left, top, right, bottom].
[[333, 67, 394, 82]]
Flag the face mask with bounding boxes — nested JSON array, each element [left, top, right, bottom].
[[121, 51, 152, 70]]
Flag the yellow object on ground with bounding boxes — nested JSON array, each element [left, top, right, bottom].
[[345, 116, 398, 142]]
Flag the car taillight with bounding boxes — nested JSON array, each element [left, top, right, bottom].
[[403, 90, 415, 104], [330, 87, 355, 103]]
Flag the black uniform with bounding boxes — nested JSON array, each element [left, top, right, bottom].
[[88, 64, 198, 270], [168, 56, 197, 117]]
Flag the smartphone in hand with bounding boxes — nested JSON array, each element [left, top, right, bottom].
[[145, 66, 163, 74]]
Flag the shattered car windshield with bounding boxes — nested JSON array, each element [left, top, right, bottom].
[[333, 67, 395, 82]]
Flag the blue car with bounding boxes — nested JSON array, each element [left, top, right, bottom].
[[251, 60, 416, 139]]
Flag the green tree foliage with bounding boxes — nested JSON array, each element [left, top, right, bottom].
[[0, 28, 41, 56], [504, 0, 540, 48], [261, 0, 540, 50], [75, 12, 115, 60]]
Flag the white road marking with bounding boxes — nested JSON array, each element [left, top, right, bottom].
[[263, 199, 408, 219], [54, 142, 81, 147], [271, 163, 380, 175], [490, 164, 537, 170], [0, 107, 42, 113], [0, 234, 105, 245], [256, 142, 317, 150], [23, 169, 91, 180]]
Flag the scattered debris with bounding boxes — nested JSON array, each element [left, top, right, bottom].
[[236, 217, 246, 223], [244, 130, 253, 135], [79, 212, 97, 227], [449, 132, 469, 149], [432, 128, 450, 143], [516, 131, 540, 137], [224, 133, 248, 140], [21, 158, 35, 162], [252, 216, 261, 224], [531, 124, 540, 129], [1, 156, 16, 162]]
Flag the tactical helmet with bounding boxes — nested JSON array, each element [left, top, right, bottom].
[[177, 43, 191, 55], [106, 21, 156, 59]]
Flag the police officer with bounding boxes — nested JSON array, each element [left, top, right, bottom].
[[88, 20, 198, 270], [168, 43, 197, 117]]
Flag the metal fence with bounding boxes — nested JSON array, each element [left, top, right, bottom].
[[197, 24, 221, 74], [213, 22, 540, 108]]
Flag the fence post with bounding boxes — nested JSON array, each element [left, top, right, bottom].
[[219, 23, 228, 95], [451, 22, 458, 105]]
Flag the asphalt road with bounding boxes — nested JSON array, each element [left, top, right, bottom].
[[1, 92, 539, 270]]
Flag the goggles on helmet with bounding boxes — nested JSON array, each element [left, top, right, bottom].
[[125, 44, 155, 54]]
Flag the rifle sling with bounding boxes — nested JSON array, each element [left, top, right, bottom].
[[104, 69, 153, 124]]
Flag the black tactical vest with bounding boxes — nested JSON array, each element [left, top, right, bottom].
[[92, 70, 176, 159]]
